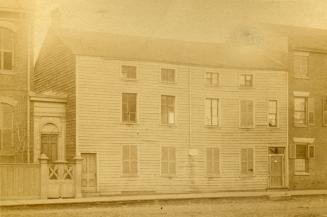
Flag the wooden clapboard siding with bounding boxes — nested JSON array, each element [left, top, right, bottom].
[[76, 55, 287, 195], [76, 57, 191, 194], [189, 67, 287, 191], [33, 30, 76, 160], [0, 164, 40, 199]]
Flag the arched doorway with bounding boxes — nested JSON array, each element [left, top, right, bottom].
[[40, 123, 59, 163]]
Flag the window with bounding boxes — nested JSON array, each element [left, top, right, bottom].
[[292, 143, 314, 174], [206, 72, 219, 86], [240, 74, 253, 87], [0, 28, 14, 71], [161, 147, 176, 176], [295, 144, 308, 174], [207, 147, 220, 176], [122, 93, 137, 123], [205, 98, 219, 126], [161, 68, 175, 82], [122, 145, 138, 176], [121, 65, 136, 79], [268, 100, 278, 127], [323, 97, 327, 126], [0, 103, 13, 150], [161, 95, 175, 124], [293, 52, 308, 78], [294, 97, 308, 126], [240, 100, 254, 128], [241, 148, 254, 175]]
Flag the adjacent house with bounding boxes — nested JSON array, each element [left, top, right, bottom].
[[0, 0, 34, 163], [33, 26, 289, 196], [282, 26, 327, 189]]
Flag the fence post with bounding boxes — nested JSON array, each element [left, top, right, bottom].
[[73, 154, 83, 198], [39, 153, 49, 199]]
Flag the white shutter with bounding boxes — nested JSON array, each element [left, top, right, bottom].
[[308, 97, 314, 125]]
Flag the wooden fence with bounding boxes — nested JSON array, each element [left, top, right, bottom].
[[0, 164, 41, 200], [0, 154, 82, 201]]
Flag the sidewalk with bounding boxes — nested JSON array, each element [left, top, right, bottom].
[[1, 189, 327, 207]]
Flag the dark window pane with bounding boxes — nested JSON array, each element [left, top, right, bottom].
[[296, 145, 307, 159], [3, 52, 12, 70]]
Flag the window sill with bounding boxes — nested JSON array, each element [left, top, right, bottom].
[[240, 174, 255, 178], [239, 126, 255, 129], [294, 76, 309, 80], [161, 175, 176, 179], [122, 175, 138, 178], [121, 122, 139, 126], [160, 81, 176, 85], [294, 172, 310, 176], [205, 125, 220, 129], [0, 70, 14, 75], [293, 124, 308, 128], [121, 78, 137, 82], [207, 175, 221, 178], [205, 84, 220, 88], [160, 124, 177, 128], [239, 86, 254, 89]]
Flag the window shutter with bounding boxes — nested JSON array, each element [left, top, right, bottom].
[[308, 97, 314, 125], [240, 101, 247, 127], [213, 148, 220, 174], [308, 145, 315, 159], [289, 143, 296, 159], [323, 97, 327, 126], [241, 149, 247, 174], [248, 148, 254, 173], [207, 148, 213, 174]]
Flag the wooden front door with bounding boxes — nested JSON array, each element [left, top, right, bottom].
[[269, 155, 284, 188], [81, 153, 97, 193], [41, 134, 58, 162]]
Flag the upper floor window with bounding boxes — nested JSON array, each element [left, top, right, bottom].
[[240, 100, 254, 128], [161, 68, 175, 82], [293, 52, 309, 78], [121, 65, 136, 80], [161, 95, 175, 124], [207, 147, 220, 176], [0, 103, 13, 150], [268, 100, 278, 127], [241, 148, 254, 176], [122, 93, 137, 123], [294, 97, 307, 126], [161, 146, 176, 176], [205, 72, 219, 86], [240, 74, 253, 87], [0, 28, 14, 71], [205, 98, 219, 126]]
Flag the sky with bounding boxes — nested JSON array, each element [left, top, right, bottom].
[[33, 0, 327, 58]]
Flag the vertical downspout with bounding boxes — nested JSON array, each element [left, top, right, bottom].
[[26, 13, 32, 163], [188, 65, 194, 190]]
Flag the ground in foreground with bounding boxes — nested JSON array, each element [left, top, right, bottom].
[[2, 195, 327, 217]]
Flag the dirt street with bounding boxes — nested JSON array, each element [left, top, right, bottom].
[[2, 196, 327, 217]]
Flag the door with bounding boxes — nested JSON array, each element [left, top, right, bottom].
[[81, 153, 97, 193], [268, 147, 285, 188], [269, 155, 284, 188], [41, 134, 58, 162]]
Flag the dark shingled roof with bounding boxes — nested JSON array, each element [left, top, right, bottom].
[[50, 27, 288, 70]]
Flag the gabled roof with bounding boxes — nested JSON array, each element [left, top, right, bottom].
[[49, 27, 288, 70]]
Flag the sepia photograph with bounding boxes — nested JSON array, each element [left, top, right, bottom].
[[1, 0, 327, 216]]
